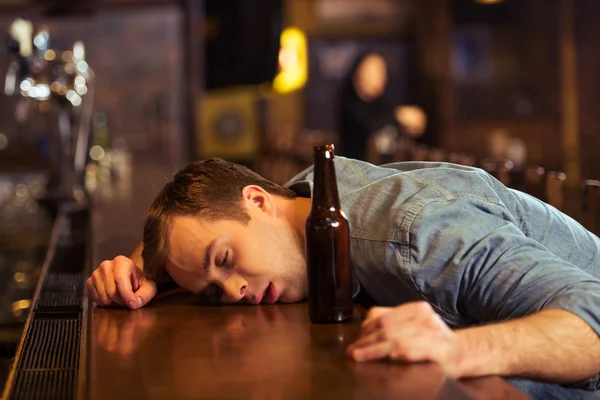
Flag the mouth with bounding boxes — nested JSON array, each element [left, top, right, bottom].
[[258, 283, 278, 305]]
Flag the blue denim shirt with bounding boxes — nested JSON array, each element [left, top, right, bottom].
[[286, 157, 600, 392]]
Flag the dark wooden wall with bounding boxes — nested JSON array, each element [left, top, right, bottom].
[[413, 0, 564, 170], [576, 0, 600, 181]]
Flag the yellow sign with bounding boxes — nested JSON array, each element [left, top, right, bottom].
[[273, 27, 307, 94]]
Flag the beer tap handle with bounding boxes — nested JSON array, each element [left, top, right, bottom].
[[5, 36, 22, 96], [5, 19, 33, 96], [4, 62, 17, 96], [9, 18, 33, 58]]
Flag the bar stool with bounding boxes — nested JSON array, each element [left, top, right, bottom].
[[546, 171, 567, 211], [582, 180, 600, 235]]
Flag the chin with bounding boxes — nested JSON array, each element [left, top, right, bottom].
[[278, 291, 307, 304], [279, 297, 305, 304]]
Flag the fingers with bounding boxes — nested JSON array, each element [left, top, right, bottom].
[[348, 302, 453, 363], [361, 302, 434, 335], [86, 276, 99, 304], [92, 273, 110, 306], [349, 318, 426, 352], [362, 306, 394, 324], [113, 257, 138, 309], [133, 278, 158, 308], [363, 302, 433, 324], [113, 256, 157, 309], [87, 261, 110, 306], [351, 341, 394, 362], [100, 264, 125, 307], [87, 256, 157, 309]]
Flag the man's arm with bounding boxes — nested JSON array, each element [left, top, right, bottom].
[[404, 197, 600, 387], [457, 309, 600, 386], [348, 303, 600, 389]]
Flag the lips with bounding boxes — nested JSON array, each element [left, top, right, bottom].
[[260, 283, 278, 305]]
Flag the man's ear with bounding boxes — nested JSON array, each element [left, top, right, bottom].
[[241, 185, 277, 216]]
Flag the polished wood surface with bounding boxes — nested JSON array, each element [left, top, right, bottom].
[[88, 300, 528, 400]]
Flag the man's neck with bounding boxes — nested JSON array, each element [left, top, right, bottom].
[[276, 196, 312, 242]]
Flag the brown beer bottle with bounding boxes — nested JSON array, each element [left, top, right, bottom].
[[306, 144, 353, 323]]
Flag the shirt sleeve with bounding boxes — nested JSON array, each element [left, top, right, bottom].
[[407, 197, 600, 390]]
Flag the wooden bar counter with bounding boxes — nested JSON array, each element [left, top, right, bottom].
[[87, 160, 528, 400], [88, 300, 527, 400]]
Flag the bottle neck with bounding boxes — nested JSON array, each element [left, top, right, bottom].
[[312, 148, 341, 211]]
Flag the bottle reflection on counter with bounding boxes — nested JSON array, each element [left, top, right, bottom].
[[306, 144, 353, 323]]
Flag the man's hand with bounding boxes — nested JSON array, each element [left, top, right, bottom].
[[394, 105, 427, 138], [347, 302, 464, 378], [86, 256, 157, 310]]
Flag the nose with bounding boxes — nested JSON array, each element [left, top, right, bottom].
[[221, 276, 247, 303]]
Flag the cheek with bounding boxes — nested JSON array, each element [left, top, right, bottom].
[[232, 239, 271, 276], [234, 222, 297, 277]]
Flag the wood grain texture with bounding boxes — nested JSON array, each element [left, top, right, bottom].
[[88, 300, 528, 400]]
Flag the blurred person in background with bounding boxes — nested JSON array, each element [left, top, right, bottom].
[[337, 52, 427, 163]]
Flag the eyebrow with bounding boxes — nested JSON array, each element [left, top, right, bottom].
[[203, 239, 217, 271]]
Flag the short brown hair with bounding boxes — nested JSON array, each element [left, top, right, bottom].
[[142, 158, 296, 281]]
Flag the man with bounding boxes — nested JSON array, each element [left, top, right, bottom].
[[87, 157, 600, 398]]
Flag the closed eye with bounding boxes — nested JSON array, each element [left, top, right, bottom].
[[219, 249, 233, 269]]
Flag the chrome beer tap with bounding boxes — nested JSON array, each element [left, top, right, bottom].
[[4, 19, 95, 204]]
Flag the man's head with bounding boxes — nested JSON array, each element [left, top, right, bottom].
[[142, 159, 308, 304]]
